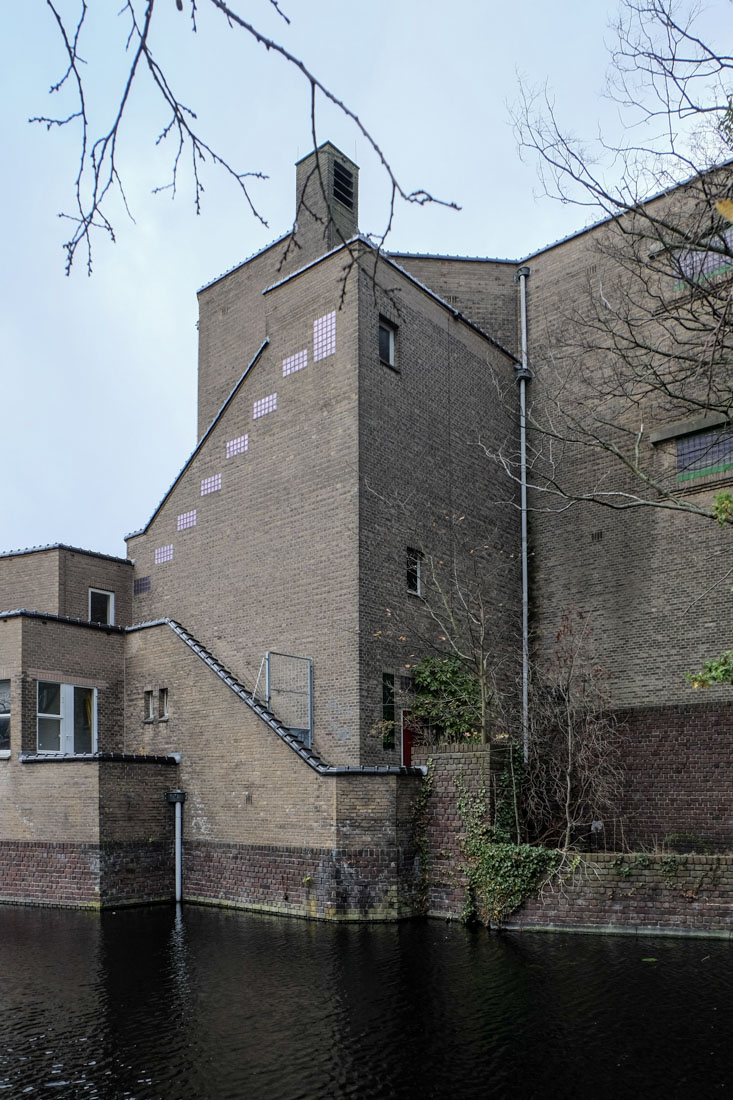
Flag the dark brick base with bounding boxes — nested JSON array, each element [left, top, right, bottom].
[[183, 841, 419, 921], [0, 840, 174, 908]]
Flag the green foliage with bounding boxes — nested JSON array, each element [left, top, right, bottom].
[[457, 781, 561, 924], [411, 656, 481, 740], [686, 649, 733, 688], [412, 758, 435, 914], [493, 746, 524, 844], [712, 490, 733, 526]]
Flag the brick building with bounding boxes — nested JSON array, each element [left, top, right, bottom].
[[1, 143, 731, 912]]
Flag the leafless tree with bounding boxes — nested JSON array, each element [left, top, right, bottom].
[[524, 610, 625, 850], [506, 0, 733, 526], [35, 0, 457, 274]]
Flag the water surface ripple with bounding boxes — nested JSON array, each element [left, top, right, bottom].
[[0, 905, 730, 1099]]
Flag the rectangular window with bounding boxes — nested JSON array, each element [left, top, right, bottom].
[[201, 474, 222, 495], [89, 589, 114, 625], [0, 680, 10, 753], [253, 394, 277, 419], [37, 682, 96, 755], [158, 688, 169, 720], [379, 317, 397, 369], [282, 350, 308, 377], [144, 690, 154, 722], [382, 673, 396, 750], [675, 224, 733, 286], [177, 509, 197, 531], [226, 435, 249, 458], [154, 545, 174, 564], [313, 312, 336, 361], [406, 548, 423, 596], [677, 428, 733, 481], [134, 576, 151, 595]]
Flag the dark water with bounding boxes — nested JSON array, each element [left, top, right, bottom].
[[0, 905, 731, 1100]]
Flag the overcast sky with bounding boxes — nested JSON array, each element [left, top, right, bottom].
[[1, 1, 727, 558]]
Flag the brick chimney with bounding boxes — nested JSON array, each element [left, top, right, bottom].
[[293, 142, 359, 262]]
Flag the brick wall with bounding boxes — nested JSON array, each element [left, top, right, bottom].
[[0, 547, 60, 614], [505, 851, 733, 937]]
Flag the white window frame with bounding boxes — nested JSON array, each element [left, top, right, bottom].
[[37, 681, 98, 755], [89, 588, 115, 625], [158, 687, 169, 720], [144, 690, 155, 722]]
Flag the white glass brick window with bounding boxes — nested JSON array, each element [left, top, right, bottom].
[[226, 434, 249, 458], [201, 474, 222, 495], [154, 545, 174, 564], [283, 349, 308, 377], [253, 394, 277, 419], [177, 509, 197, 531], [313, 311, 336, 361]]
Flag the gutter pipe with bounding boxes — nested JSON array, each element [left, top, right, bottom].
[[515, 266, 532, 764], [165, 790, 186, 903]]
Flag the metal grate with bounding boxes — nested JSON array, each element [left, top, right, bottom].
[[201, 473, 222, 495], [266, 651, 313, 747], [226, 435, 248, 458], [253, 393, 277, 419], [313, 311, 336, 361], [282, 349, 308, 377], [332, 161, 354, 210], [177, 509, 197, 531], [133, 576, 151, 595], [154, 545, 173, 564]]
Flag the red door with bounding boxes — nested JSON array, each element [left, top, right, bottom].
[[401, 711, 417, 767]]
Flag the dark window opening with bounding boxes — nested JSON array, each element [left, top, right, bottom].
[[89, 589, 113, 625], [332, 161, 354, 210], [0, 680, 9, 752], [379, 317, 397, 369], [382, 673, 395, 750], [134, 576, 151, 596], [406, 548, 423, 596]]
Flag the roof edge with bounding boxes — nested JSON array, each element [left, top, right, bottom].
[[0, 543, 130, 565]]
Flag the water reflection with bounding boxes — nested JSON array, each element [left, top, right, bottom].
[[0, 904, 731, 1099]]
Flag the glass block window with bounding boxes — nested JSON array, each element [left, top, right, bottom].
[[201, 473, 222, 495], [134, 576, 151, 595], [177, 509, 197, 531], [226, 434, 249, 458], [313, 311, 336, 361], [154, 545, 174, 564], [253, 394, 277, 419], [282, 349, 308, 377], [676, 225, 733, 285], [677, 428, 733, 481]]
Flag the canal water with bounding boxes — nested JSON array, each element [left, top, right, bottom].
[[0, 904, 730, 1099]]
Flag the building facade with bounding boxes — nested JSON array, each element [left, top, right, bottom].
[[1, 143, 731, 913]]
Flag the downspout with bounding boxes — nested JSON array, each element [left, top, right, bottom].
[[165, 789, 186, 903], [514, 266, 532, 764]]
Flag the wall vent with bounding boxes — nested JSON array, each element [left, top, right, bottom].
[[332, 161, 354, 210], [591, 530, 603, 543]]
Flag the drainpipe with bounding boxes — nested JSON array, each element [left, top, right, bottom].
[[514, 266, 532, 764], [165, 790, 187, 903]]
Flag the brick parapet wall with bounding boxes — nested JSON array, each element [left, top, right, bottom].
[[184, 840, 419, 921], [505, 852, 733, 937]]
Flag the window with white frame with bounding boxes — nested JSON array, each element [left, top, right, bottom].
[[158, 688, 169, 720], [0, 680, 10, 753], [406, 548, 423, 596], [379, 317, 397, 369], [89, 588, 115, 625], [37, 681, 97, 754], [144, 690, 155, 722]]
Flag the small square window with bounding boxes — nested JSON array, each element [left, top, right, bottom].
[[154, 545, 174, 564], [158, 688, 169, 720], [253, 394, 277, 419], [379, 317, 397, 369], [177, 509, 197, 531], [226, 435, 249, 458], [89, 589, 114, 625], [406, 548, 423, 596], [201, 474, 222, 495], [134, 576, 151, 596]]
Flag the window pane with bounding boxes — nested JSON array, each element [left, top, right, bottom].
[[0, 715, 9, 751], [90, 591, 110, 624], [38, 717, 61, 751], [38, 682, 60, 715], [0, 680, 9, 713], [74, 688, 93, 754], [379, 324, 393, 364]]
